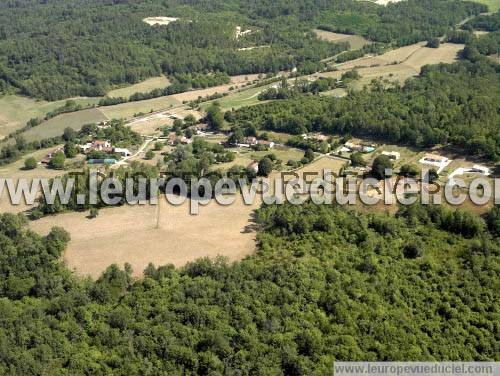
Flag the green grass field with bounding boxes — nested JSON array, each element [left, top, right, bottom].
[[470, 0, 499, 11], [0, 95, 101, 138], [22, 108, 108, 141], [107, 76, 171, 98]]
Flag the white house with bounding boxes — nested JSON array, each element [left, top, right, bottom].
[[114, 147, 131, 157], [259, 140, 275, 149]]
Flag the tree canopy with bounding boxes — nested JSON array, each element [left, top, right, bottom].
[[0, 0, 486, 100], [0, 201, 497, 373]]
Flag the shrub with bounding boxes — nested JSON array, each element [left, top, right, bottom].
[[49, 152, 65, 170], [258, 158, 273, 176], [24, 157, 37, 170], [371, 155, 393, 179], [89, 208, 99, 219], [403, 244, 424, 259], [350, 152, 366, 167]]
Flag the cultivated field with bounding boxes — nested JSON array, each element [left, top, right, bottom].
[[31, 194, 258, 278], [200, 82, 277, 111], [172, 84, 237, 103], [103, 79, 260, 121], [1, 75, 262, 142], [22, 108, 108, 141], [107, 76, 171, 98], [370, 0, 405, 5], [313, 29, 370, 50], [320, 88, 348, 98], [100, 96, 181, 119], [229, 74, 262, 84], [0, 95, 101, 139], [316, 42, 464, 85]]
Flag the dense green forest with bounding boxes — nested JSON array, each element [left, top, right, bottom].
[[0, 201, 497, 373], [228, 58, 500, 160], [0, 0, 485, 100], [463, 10, 500, 31]]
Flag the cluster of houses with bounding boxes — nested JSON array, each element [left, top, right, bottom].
[[80, 140, 132, 157], [165, 134, 194, 146], [236, 136, 275, 149], [40, 133, 133, 165]]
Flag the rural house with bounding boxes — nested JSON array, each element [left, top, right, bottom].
[[114, 148, 131, 157]]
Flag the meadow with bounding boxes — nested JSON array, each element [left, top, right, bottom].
[[21, 108, 108, 141], [0, 95, 101, 138], [31, 194, 258, 278], [313, 29, 371, 50], [107, 76, 171, 98]]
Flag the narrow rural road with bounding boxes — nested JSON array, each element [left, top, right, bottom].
[[113, 137, 154, 167]]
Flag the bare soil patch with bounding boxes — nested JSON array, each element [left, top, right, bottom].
[[143, 17, 179, 26]]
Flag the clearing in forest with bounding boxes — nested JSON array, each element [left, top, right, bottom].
[[143, 17, 179, 26], [107, 76, 171, 98], [30, 194, 258, 278], [313, 29, 370, 50], [316, 42, 464, 85]]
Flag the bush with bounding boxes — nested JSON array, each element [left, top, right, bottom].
[[258, 157, 273, 176], [427, 168, 439, 182], [145, 150, 155, 160], [89, 208, 99, 219], [371, 155, 393, 179], [399, 164, 420, 178], [301, 149, 315, 164], [403, 244, 424, 259], [350, 152, 366, 167], [29, 209, 44, 220], [154, 142, 164, 151], [64, 142, 78, 158], [24, 157, 37, 170], [426, 38, 440, 48], [49, 152, 65, 170]]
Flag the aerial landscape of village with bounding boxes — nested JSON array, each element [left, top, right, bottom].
[[0, 0, 498, 374]]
